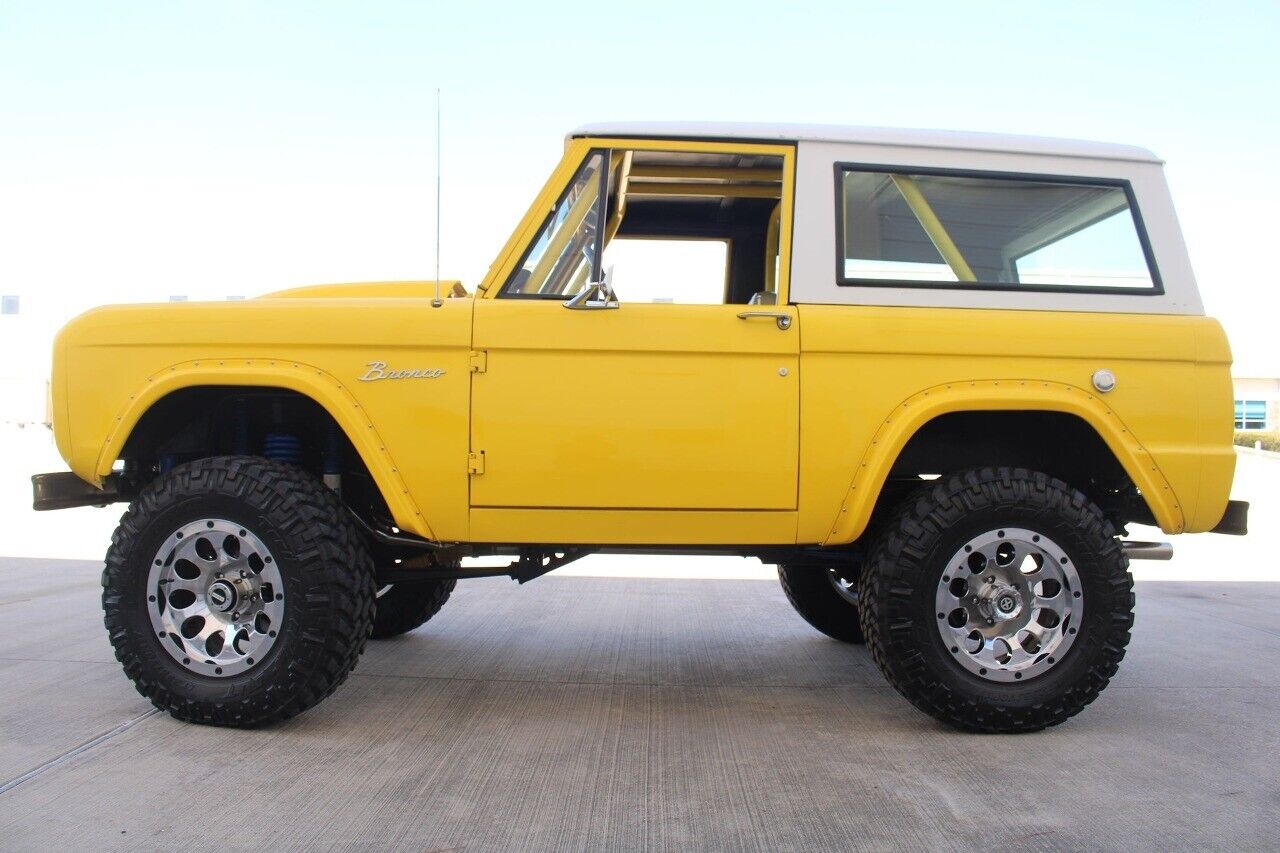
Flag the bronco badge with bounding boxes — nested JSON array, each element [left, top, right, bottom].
[[358, 361, 446, 381]]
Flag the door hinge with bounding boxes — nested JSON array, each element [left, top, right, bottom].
[[469, 350, 487, 374], [467, 451, 485, 475]]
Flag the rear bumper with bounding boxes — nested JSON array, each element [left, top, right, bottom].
[[1211, 500, 1249, 536], [31, 472, 129, 511]]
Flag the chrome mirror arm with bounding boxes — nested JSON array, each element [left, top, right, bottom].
[[563, 265, 619, 310]]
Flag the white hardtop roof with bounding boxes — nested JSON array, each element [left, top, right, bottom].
[[571, 122, 1161, 164]]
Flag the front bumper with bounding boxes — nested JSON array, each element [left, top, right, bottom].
[[31, 472, 129, 511]]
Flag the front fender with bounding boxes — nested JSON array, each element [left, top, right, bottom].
[[93, 358, 434, 540]]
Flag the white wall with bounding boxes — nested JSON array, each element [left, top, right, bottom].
[[0, 310, 59, 425], [1234, 378, 1280, 399]]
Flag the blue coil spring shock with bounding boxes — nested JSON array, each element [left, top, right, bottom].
[[263, 433, 302, 465]]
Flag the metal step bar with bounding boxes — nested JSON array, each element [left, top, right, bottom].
[[1121, 541, 1174, 561]]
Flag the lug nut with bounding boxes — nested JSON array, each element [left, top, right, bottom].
[[239, 570, 247, 579]]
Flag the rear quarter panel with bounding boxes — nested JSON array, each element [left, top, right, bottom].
[[797, 305, 1235, 543]]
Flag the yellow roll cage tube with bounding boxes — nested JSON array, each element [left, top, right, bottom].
[[887, 174, 978, 283]]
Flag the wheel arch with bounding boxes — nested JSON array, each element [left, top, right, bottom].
[[823, 379, 1183, 546], [97, 359, 432, 539]]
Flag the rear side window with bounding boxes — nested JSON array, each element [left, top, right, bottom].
[[836, 166, 1160, 293]]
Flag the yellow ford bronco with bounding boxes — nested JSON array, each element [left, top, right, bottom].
[[34, 123, 1248, 733]]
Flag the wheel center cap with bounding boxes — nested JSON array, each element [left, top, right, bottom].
[[979, 583, 1024, 621], [208, 580, 238, 613], [988, 584, 1018, 617]]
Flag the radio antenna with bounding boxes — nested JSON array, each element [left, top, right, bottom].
[[431, 87, 443, 308]]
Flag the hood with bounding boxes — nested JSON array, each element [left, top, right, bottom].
[[260, 280, 466, 299]]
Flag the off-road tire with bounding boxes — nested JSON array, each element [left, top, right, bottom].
[[371, 577, 457, 639], [102, 456, 376, 727], [858, 467, 1134, 733], [777, 564, 865, 644]]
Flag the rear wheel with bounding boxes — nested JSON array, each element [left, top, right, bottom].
[[371, 576, 457, 639], [102, 456, 376, 727], [859, 467, 1134, 733], [777, 563, 865, 644]]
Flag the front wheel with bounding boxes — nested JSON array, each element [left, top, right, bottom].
[[859, 467, 1134, 733], [102, 456, 376, 727]]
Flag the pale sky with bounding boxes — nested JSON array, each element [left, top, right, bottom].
[[2, 0, 1278, 369]]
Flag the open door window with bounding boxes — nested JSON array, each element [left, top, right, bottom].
[[499, 146, 788, 306], [601, 149, 786, 305]]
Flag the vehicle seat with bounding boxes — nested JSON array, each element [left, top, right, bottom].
[[748, 291, 778, 305]]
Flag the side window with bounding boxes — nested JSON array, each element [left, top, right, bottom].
[[502, 151, 606, 298], [837, 167, 1159, 292]]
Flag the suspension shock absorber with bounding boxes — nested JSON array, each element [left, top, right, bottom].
[[322, 421, 342, 495], [233, 398, 251, 456]]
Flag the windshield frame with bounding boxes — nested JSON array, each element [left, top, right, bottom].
[[498, 149, 609, 300]]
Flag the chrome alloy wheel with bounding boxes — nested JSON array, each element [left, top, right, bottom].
[[827, 568, 859, 606], [934, 527, 1082, 683], [147, 518, 285, 677]]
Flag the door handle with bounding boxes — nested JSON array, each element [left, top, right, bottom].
[[736, 311, 792, 330]]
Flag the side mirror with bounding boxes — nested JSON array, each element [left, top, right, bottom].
[[563, 266, 619, 310]]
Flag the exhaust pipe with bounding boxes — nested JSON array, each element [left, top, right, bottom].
[[1121, 541, 1174, 561]]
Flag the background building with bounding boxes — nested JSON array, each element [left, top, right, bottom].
[[1234, 373, 1280, 433]]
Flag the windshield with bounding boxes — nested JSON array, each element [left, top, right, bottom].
[[502, 151, 606, 298]]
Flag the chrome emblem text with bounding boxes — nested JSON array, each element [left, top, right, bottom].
[[358, 361, 446, 382]]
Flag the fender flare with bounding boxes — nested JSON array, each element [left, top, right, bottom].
[[95, 357, 434, 540], [821, 379, 1183, 546]]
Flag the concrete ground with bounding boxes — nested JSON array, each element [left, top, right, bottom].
[[1, 429, 1278, 851]]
